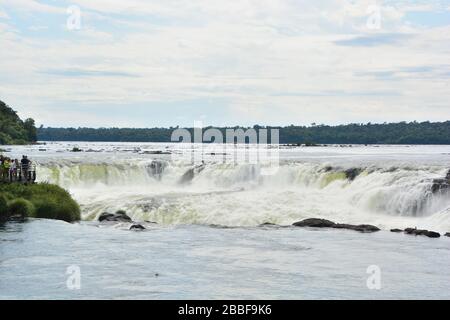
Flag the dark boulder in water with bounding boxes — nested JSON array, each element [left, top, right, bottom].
[[293, 218, 379, 233], [404, 228, 440, 238], [130, 224, 146, 231], [99, 210, 132, 223], [445, 233, 450, 237], [334, 223, 380, 233], [293, 218, 336, 228], [390, 228, 403, 233]]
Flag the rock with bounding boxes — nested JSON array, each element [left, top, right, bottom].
[[293, 218, 379, 233], [259, 222, 278, 227], [390, 228, 403, 233], [334, 224, 380, 233], [404, 227, 440, 238], [293, 218, 336, 228], [98, 210, 132, 223], [130, 224, 146, 231], [344, 168, 362, 181], [445, 233, 450, 237]]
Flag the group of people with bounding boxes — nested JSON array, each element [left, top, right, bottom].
[[0, 155, 36, 183]]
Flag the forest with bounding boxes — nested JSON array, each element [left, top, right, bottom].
[[37, 121, 450, 145]]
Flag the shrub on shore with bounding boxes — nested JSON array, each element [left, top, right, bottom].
[[0, 194, 8, 220], [8, 198, 35, 219], [0, 183, 80, 222]]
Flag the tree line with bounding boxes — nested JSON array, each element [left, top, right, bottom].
[[37, 121, 450, 145]]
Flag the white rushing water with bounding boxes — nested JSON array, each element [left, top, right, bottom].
[[5, 142, 450, 232], [1, 142, 450, 299]]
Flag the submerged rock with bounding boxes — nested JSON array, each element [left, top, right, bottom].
[[259, 222, 278, 227], [390, 229, 403, 233], [98, 210, 132, 223], [293, 218, 336, 228], [404, 228, 440, 238], [130, 224, 146, 231], [292, 218, 379, 233]]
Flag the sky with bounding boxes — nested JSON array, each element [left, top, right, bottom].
[[0, 0, 450, 128]]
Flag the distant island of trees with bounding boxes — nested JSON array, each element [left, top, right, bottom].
[[37, 121, 450, 145]]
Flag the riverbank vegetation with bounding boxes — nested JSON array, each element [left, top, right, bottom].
[[0, 183, 80, 222], [38, 121, 450, 145], [0, 100, 37, 145]]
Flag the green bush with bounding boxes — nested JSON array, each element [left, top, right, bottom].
[[0, 183, 81, 222], [0, 194, 8, 220], [8, 198, 35, 219]]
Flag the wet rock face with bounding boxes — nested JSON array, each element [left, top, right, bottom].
[[148, 160, 167, 180], [404, 228, 440, 238], [98, 210, 132, 223], [431, 179, 449, 193], [344, 168, 362, 181], [292, 218, 379, 233], [431, 169, 450, 193]]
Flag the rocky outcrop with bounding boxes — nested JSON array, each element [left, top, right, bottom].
[[333, 223, 380, 233], [292, 218, 447, 239], [404, 228, 440, 238], [292, 218, 379, 233], [130, 223, 146, 231], [293, 218, 336, 228], [259, 222, 278, 227], [98, 210, 132, 223]]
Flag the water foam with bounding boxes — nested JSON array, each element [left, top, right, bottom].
[[36, 160, 450, 231]]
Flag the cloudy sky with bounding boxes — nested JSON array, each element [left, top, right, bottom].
[[0, 0, 449, 127]]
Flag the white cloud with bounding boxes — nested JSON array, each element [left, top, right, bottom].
[[0, 0, 64, 14], [0, 0, 449, 126]]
